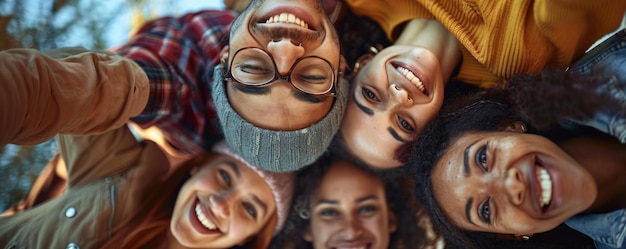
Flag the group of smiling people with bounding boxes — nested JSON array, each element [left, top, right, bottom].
[[1, 0, 625, 248]]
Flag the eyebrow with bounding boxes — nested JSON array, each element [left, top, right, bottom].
[[315, 199, 339, 205], [294, 91, 328, 104], [234, 82, 328, 103], [463, 140, 480, 177], [223, 161, 241, 179], [354, 97, 374, 116], [356, 195, 378, 203], [388, 127, 409, 143], [233, 83, 270, 95], [465, 197, 476, 226]]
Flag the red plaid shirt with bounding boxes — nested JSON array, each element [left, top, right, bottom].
[[115, 10, 236, 154]]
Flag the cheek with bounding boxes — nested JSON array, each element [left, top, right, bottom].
[[310, 219, 338, 242]]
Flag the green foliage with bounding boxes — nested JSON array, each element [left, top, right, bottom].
[[0, 0, 127, 50]]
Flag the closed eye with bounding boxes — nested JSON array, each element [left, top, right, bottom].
[[236, 63, 272, 75]]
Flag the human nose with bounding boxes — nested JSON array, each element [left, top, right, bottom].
[[209, 191, 235, 218], [389, 84, 413, 106], [504, 167, 525, 205], [266, 39, 305, 77], [339, 216, 364, 240]]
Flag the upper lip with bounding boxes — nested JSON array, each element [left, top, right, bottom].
[[197, 198, 223, 232], [390, 61, 430, 98]]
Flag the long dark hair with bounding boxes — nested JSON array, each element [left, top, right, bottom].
[[270, 151, 427, 249], [409, 67, 622, 248]]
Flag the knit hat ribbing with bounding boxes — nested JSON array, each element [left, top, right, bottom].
[[212, 64, 348, 172]]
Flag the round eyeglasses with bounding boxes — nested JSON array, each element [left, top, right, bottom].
[[226, 47, 336, 96]]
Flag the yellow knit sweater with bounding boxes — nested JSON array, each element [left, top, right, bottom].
[[344, 0, 626, 88]]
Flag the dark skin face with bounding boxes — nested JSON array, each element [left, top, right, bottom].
[[432, 131, 597, 236], [226, 0, 340, 131]]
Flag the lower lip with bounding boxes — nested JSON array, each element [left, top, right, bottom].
[[188, 199, 220, 235]]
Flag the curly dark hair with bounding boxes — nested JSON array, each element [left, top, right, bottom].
[[269, 150, 428, 249], [408, 67, 622, 249]]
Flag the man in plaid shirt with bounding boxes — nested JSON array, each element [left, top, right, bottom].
[[116, 0, 348, 172]]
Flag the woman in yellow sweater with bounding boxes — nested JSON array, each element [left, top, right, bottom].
[[343, 0, 626, 88]]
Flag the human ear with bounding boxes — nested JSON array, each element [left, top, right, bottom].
[[220, 46, 230, 66], [498, 120, 527, 133], [348, 53, 374, 80]]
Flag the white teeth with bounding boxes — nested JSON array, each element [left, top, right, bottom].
[[195, 204, 217, 230], [396, 66, 426, 93], [536, 167, 553, 208], [266, 13, 309, 29]]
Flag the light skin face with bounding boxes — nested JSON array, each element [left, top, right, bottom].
[[341, 45, 445, 168], [432, 131, 597, 236], [170, 154, 276, 248], [226, 0, 340, 130], [303, 160, 397, 249]]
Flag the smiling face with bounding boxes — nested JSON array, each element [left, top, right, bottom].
[[431, 131, 597, 236], [170, 154, 276, 248], [341, 45, 445, 168], [303, 160, 396, 249], [225, 0, 340, 130]]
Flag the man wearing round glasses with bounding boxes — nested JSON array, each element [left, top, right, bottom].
[[212, 0, 348, 172], [0, 0, 347, 175]]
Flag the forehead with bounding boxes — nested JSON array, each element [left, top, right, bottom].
[[431, 133, 483, 225], [315, 161, 385, 200]]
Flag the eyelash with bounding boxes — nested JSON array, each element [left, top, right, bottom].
[[319, 208, 339, 217], [475, 143, 493, 224], [361, 87, 380, 102], [478, 197, 492, 224], [218, 169, 232, 187], [475, 144, 489, 171], [243, 202, 257, 219], [398, 116, 415, 132]]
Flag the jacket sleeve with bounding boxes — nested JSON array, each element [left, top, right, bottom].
[[0, 48, 150, 146]]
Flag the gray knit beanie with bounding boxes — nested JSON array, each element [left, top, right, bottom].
[[212, 64, 348, 172]]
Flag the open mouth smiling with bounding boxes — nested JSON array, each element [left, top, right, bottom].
[[266, 13, 309, 29], [391, 62, 430, 97], [191, 199, 223, 234], [534, 158, 553, 212]]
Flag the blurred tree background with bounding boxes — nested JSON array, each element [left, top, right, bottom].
[[0, 0, 187, 211]]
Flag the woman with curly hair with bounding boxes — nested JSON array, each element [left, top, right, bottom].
[[271, 152, 438, 249], [410, 67, 626, 249]]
